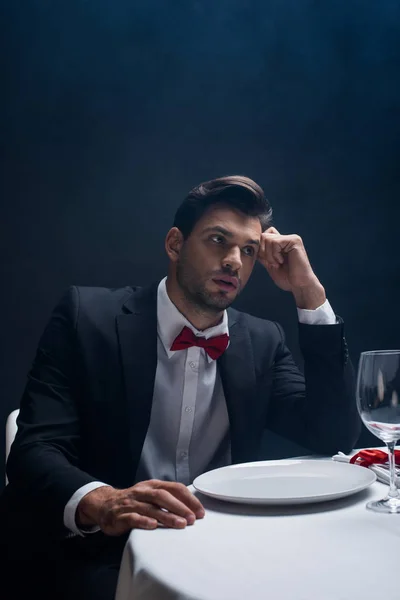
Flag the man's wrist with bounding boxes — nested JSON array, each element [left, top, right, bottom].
[[292, 281, 326, 310], [76, 485, 115, 527]]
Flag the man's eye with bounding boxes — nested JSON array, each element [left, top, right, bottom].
[[243, 246, 255, 257], [211, 235, 224, 244]]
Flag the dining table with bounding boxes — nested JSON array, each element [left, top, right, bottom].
[[115, 454, 400, 600]]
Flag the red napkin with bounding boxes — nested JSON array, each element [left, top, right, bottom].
[[350, 448, 400, 468]]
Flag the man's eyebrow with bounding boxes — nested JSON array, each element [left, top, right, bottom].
[[202, 226, 260, 246]]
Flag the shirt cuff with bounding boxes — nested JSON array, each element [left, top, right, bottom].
[[297, 298, 337, 325], [64, 481, 110, 537]]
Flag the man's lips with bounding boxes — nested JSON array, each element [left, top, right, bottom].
[[212, 276, 239, 290]]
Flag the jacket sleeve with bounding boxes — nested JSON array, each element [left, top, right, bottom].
[[266, 319, 361, 455], [6, 286, 98, 536]]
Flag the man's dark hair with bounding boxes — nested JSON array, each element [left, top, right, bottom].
[[173, 175, 273, 239]]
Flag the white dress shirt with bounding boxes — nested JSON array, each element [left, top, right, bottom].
[[64, 278, 336, 535]]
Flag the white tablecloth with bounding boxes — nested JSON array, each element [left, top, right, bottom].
[[115, 458, 400, 600]]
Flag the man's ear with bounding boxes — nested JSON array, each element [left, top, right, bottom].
[[165, 227, 184, 262]]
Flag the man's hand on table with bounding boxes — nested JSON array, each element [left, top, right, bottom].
[[76, 480, 205, 535]]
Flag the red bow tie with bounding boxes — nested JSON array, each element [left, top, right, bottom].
[[170, 326, 229, 360]]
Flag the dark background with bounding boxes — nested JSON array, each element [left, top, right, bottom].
[[1, 1, 399, 489]]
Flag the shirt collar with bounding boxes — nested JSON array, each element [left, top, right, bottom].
[[157, 277, 229, 361]]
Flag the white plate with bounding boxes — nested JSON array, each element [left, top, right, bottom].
[[192, 459, 377, 505]]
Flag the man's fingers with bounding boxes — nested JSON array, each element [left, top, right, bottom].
[[119, 512, 159, 532], [100, 501, 189, 535], [113, 499, 189, 528], [160, 482, 205, 518], [265, 226, 280, 235], [271, 241, 284, 264], [140, 488, 198, 523], [97, 482, 207, 536], [101, 512, 158, 535], [260, 229, 284, 268], [262, 230, 302, 267], [137, 502, 189, 528], [262, 238, 281, 268], [103, 507, 187, 536]]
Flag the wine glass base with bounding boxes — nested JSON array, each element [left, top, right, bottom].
[[367, 496, 400, 514]]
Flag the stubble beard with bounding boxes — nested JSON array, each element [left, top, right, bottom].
[[176, 255, 237, 314]]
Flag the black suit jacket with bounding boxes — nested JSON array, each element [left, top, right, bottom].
[[3, 283, 360, 541]]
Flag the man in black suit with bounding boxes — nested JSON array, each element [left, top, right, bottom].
[[0, 176, 360, 599]]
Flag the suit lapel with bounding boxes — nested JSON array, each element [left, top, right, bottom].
[[116, 290, 259, 469], [218, 309, 258, 464], [116, 284, 158, 468]]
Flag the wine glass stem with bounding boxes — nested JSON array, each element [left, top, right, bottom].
[[387, 441, 399, 498]]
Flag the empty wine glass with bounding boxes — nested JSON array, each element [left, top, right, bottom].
[[356, 350, 400, 513]]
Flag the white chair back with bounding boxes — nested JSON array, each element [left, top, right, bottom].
[[5, 409, 19, 485]]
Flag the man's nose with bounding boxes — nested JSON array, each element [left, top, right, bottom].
[[222, 247, 242, 272]]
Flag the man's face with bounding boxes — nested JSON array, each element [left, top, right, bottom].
[[175, 205, 261, 312]]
